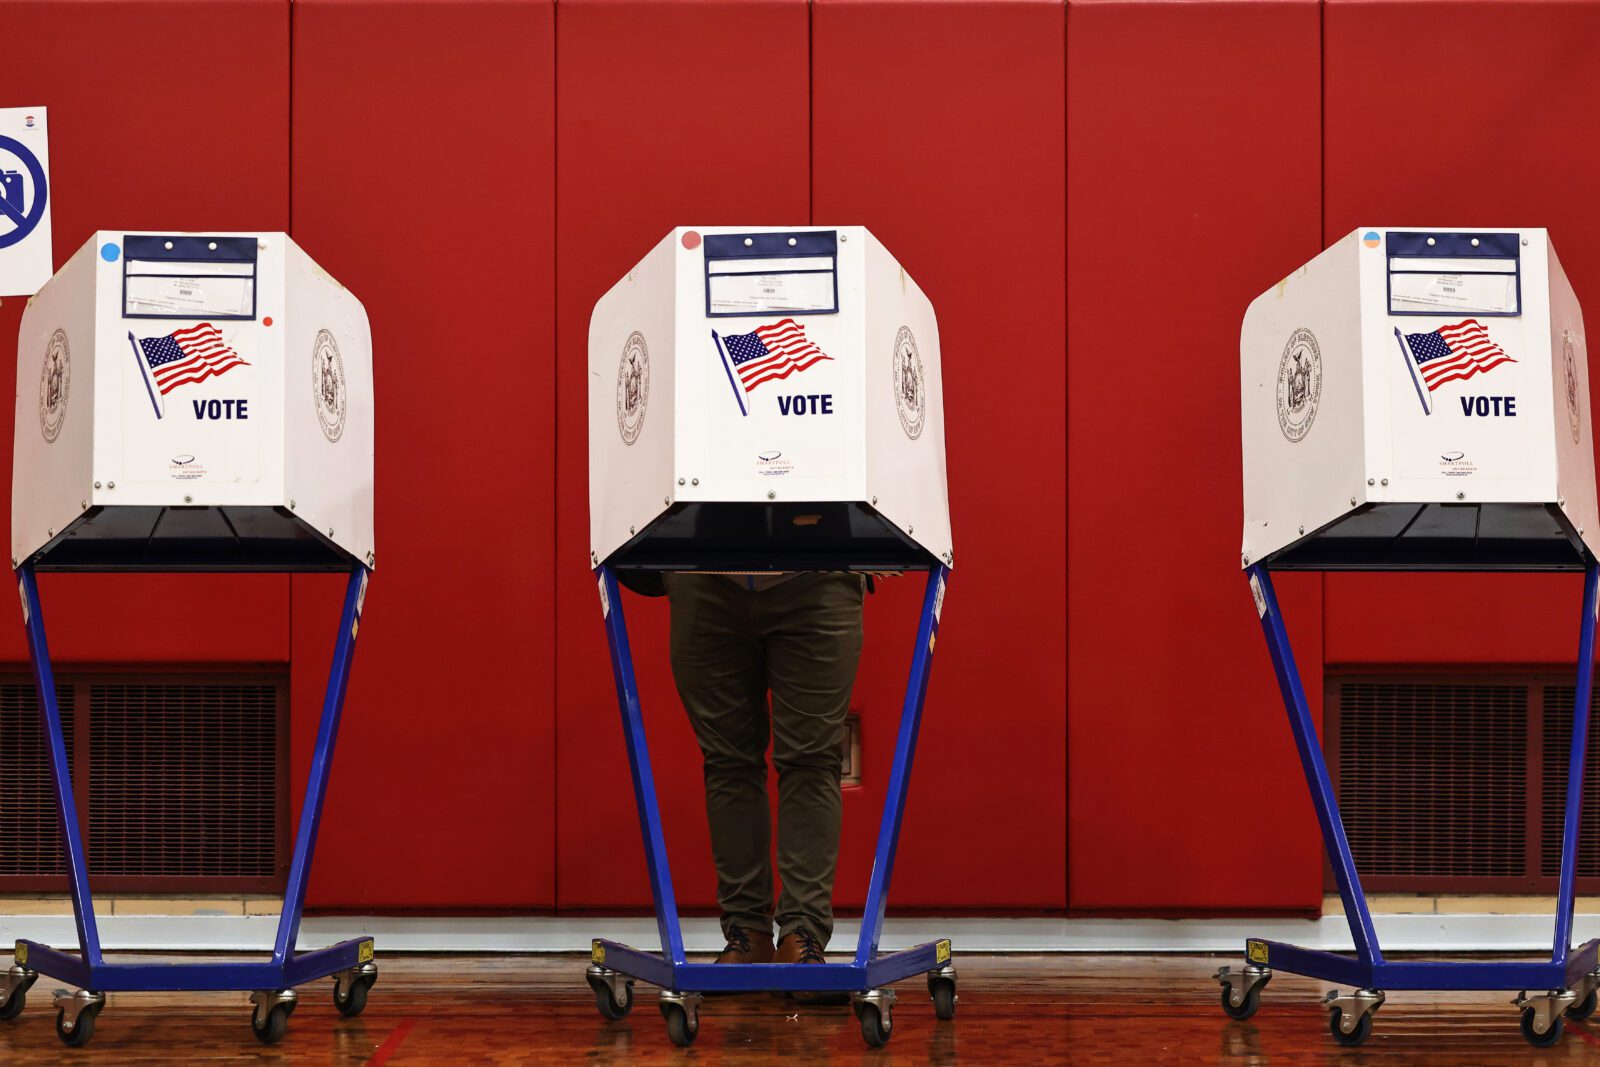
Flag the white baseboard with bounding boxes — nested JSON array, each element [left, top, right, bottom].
[[1, 913, 1597, 955]]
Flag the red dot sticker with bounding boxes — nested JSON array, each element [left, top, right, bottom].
[[263, 316, 273, 327], [682, 231, 701, 250]]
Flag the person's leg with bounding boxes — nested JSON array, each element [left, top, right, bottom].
[[665, 573, 774, 946], [760, 573, 865, 949]]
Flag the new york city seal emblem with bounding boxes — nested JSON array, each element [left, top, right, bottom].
[[616, 331, 649, 446], [39, 329, 69, 444], [312, 329, 348, 443], [1275, 327, 1322, 443], [892, 326, 926, 440]]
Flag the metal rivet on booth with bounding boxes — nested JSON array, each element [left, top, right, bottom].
[[46, 529, 53, 538], [744, 238, 754, 247], [328, 528, 335, 537], [691, 478, 699, 486], [1368, 478, 1375, 486], [1298, 525, 1305, 535], [1350, 497, 1357, 506], [767, 491, 776, 500], [629, 526, 636, 535], [663, 497, 670, 506], [183, 495, 192, 504], [909, 525, 915, 534], [107, 481, 115, 490], [1523, 238, 1530, 246], [164, 241, 174, 250], [788, 238, 797, 247], [871, 496, 879, 505], [93, 481, 102, 489], [208, 242, 218, 251], [1457, 491, 1465, 500], [1471, 238, 1480, 248], [290, 500, 296, 509], [677, 477, 686, 486], [1381, 478, 1389, 486], [1426, 237, 1436, 246]]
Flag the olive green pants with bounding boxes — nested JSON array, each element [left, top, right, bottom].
[[664, 572, 865, 946]]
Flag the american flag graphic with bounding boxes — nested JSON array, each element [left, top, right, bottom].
[[722, 319, 833, 392], [136, 323, 248, 394], [1404, 319, 1515, 391]]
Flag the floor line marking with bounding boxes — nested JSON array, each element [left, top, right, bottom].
[[367, 1016, 417, 1066]]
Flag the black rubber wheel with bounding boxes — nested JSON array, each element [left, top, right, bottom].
[[1220, 983, 1261, 1021], [1329, 1007, 1373, 1047], [1521, 1007, 1564, 1048], [55, 1005, 97, 1048], [0, 986, 28, 1022], [252, 1003, 291, 1045], [859, 1003, 893, 1048], [1567, 988, 1598, 1021], [334, 976, 372, 1018], [591, 977, 633, 1021], [930, 977, 957, 1021], [662, 1003, 698, 1047]]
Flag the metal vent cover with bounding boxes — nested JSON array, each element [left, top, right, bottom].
[[1334, 679, 1528, 882], [0, 682, 74, 877], [0, 672, 285, 890]]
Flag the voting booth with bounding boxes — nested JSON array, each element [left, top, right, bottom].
[[0, 232, 376, 1047], [1218, 227, 1600, 1048], [584, 226, 954, 1048]]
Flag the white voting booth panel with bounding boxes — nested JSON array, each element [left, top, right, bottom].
[[1241, 227, 1597, 570], [588, 226, 952, 571], [13, 231, 373, 569]]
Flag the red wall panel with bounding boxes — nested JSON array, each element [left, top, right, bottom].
[[554, 0, 812, 910], [811, 0, 1067, 909], [1324, 0, 1600, 667], [0, 0, 291, 666], [290, 0, 557, 907], [1067, 0, 1325, 911]]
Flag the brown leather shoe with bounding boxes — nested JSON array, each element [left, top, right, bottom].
[[715, 925, 774, 965], [776, 928, 849, 1005]]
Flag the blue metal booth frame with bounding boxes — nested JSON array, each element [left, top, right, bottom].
[[1217, 562, 1600, 1048], [585, 562, 956, 1049], [0, 562, 376, 1048]]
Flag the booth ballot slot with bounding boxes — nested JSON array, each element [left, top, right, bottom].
[[704, 229, 839, 317]]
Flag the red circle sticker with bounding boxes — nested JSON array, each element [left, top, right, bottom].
[[263, 316, 274, 327], [681, 231, 701, 250]]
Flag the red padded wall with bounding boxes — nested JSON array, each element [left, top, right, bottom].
[[811, 0, 1067, 909], [0, 0, 291, 666], [290, 0, 557, 907], [554, 0, 812, 909], [1324, 0, 1600, 667], [1066, 0, 1325, 911]]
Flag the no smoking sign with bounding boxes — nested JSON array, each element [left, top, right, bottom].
[[0, 106, 53, 296]]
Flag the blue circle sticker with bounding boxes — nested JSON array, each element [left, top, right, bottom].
[[100, 243, 120, 263], [0, 135, 48, 250], [1362, 231, 1381, 249]]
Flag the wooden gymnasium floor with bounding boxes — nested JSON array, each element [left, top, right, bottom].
[[2, 952, 1599, 1064]]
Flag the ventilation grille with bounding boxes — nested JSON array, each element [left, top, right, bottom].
[[1540, 686, 1600, 878], [88, 683, 279, 878], [1337, 681, 1527, 878], [0, 683, 74, 876]]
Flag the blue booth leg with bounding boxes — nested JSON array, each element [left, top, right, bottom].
[[1222, 565, 1600, 1049], [6, 566, 375, 1047], [589, 566, 955, 1047]]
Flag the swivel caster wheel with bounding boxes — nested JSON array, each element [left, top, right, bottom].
[[659, 991, 701, 1047], [333, 962, 378, 1018], [928, 965, 957, 1021], [1568, 988, 1598, 1022], [1324, 988, 1383, 1048], [1328, 1007, 1373, 1047], [1521, 1007, 1565, 1048], [586, 966, 634, 1021], [853, 988, 897, 1048], [0, 965, 37, 1022], [53, 990, 105, 1048], [250, 988, 298, 1046], [1216, 964, 1271, 1021]]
